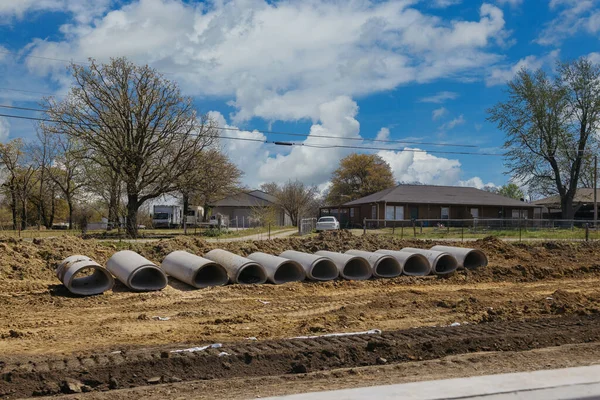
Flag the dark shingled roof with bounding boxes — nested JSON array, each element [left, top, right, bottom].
[[342, 184, 536, 208], [532, 188, 600, 207], [211, 190, 277, 207]]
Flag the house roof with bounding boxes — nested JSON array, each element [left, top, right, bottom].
[[340, 184, 537, 208], [532, 188, 600, 207], [210, 190, 277, 207]]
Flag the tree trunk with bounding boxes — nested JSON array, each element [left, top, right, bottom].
[[561, 194, 575, 220], [10, 189, 17, 231], [67, 198, 74, 230], [48, 193, 56, 228], [108, 179, 120, 230], [20, 200, 27, 231], [126, 194, 139, 238]]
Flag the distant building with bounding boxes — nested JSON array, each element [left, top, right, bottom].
[[533, 189, 600, 219], [320, 184, 540, 228], [209, 190, 292, 227]]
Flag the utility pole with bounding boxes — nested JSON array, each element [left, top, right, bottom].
[[595, 155, 598, 228]]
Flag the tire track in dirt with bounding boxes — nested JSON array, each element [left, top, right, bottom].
[[2, 314, 600, 398]]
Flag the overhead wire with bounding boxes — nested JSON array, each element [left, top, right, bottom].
[[0, 104, 480, 148], [0, 111, 505, 157]]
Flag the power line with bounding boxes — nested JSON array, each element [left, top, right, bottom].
[[0, 104, 479, 148], [0, 111, 505, 157]]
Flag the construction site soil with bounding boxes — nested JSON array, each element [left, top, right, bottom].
[[1, 231, 600, 398]]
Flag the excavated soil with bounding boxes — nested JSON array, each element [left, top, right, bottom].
[[1, 231, 600, 398]]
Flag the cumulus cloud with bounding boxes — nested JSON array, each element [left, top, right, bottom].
[[588, 52, 600, 64], [0, 0, 112, 24], [22, 0, 508, 122], [495, 0, 523, 7], [536, 0, 600, 45], [486, 50, 560, 86], [418, 91, 459, 103], [432, 107, 448, 120], [439, 114, 465, 130], [431, 0, 462, 8], [215, 97, 491, 189], [0, 117, 10, 142], [375, 128, 390, 141]]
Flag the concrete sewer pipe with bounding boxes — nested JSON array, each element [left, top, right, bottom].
[[344, 250, 402, 278], [375, 250, 431, 276], [56, 255, 114, 296], [247, 252, 306, 284], [430, 245, 488, 270], [161, 251, 229, 288], [204, 249, 267, 284], [279, 250, 339, 281], [400, 248, 458, 275], [106, 250, 168, 291], [314, 251, 372, 280]]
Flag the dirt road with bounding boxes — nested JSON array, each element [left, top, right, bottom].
[[1, 231, 600, 398]]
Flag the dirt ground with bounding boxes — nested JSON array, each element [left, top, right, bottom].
[[1, 231, 600, 398]]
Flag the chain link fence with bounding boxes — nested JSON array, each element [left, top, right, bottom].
[[299, 218, 317, 236], [358, 218, 600, 241]]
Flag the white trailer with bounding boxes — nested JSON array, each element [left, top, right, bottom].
[[184, 206, 204, 227], [152, 205, 182, 228]]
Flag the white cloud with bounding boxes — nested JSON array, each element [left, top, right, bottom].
[[418, 91, 459, 103], [588, 52, 600, 64], [0, 117, 10, 142], [458, 177, 496, 189], [486, 50, 560, 86], [431, 0, 462, 8], [23, 0, 508, 122], [495, 0, 523, 7], [432, 107, 448, 120], [376, 127, 390, 141], [216, 97, 490, 190], [440, 114, 465, 130], [0, 0, 111, 24], [536, 0, 600, 45]]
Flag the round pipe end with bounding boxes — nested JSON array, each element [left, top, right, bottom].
[[236, 263, 268, 284], [341, 257, 372, 280], [403, 254, 431, 276], [373, 256, 402, 278], [463, 250, 488, 269], [272, 261, 306, 284], [433, 254, 458, 275], [129, 266, 168, 291], [193, 263, 229, 288], [68, 266, 114, 296], [309, 259, 339, 281]]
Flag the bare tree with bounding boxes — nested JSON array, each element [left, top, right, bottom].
[[43, 57, 217, 236], [272, 180, 318, 226], [487, 57, 600, 219]]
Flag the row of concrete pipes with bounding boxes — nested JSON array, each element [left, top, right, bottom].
[[56, 245, 488, 296]]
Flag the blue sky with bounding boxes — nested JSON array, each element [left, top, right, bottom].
[[0, 0, 599, 194]]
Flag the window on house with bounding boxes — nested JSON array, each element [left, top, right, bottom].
[[470, 208, 479, 218], [350, 208, 355, 218], [386, 205, 395, 220], [395, 206, 404, 220], [441, 207, 449, 219], [512, 209, 521, 219], [371, 205, 377, 219]]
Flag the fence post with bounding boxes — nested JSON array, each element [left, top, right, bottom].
[[519, 218, 522, 242], [269, 223, 271, 240], [586, 224, 589, 242], [461, 225, 464, 242], [363, 218, 366, 236], [413, 221, 416, 238], [392, 222, 395, 236], [401, 224, 404, 239]]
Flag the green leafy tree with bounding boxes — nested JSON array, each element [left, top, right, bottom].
[[497, 183, 524, 200], [487, 57, 600, 219], [326, 153, 395, 205]]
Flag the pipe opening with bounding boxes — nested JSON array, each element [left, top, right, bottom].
[[237, 263, 267, 284], [71, 267, 113, 294], [434, 255, 458, 275], [403, 255, 431, 276], [374, 258, 402, 278], [130, 267, 168, 291], [194, 263, 229, 287], [463, 250, 488, 269], [310, 259, 339, 281], [342, 259, 371, 280], [273, 262, 305, 284]]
